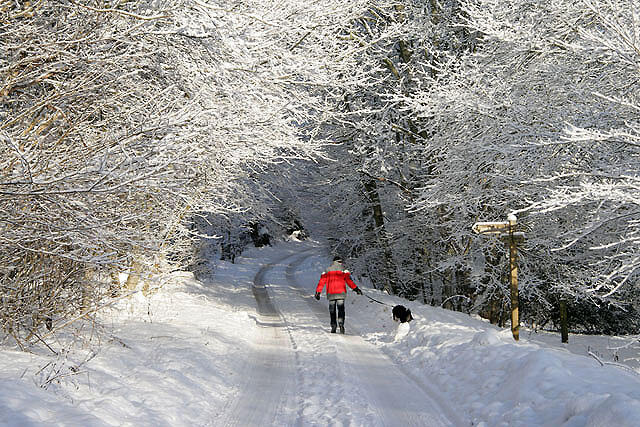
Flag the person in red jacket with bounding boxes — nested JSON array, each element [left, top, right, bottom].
[[315, 256, 362, 333]]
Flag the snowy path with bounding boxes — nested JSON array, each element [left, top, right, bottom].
[[215, 256, 298, 426], [220, 249, 455, 426]]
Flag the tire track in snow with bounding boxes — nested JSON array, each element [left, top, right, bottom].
[[215, 257, 297, 426]]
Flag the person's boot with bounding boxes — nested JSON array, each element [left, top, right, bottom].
[[331, 324, 337, 333], [339, 323, 345, 334]]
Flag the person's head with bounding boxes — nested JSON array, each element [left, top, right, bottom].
[[332, 255, 343, 263]]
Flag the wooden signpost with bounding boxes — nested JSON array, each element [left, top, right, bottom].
[[473, 213, 524, 341]]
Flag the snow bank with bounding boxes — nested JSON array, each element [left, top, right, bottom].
[[0, 249, 274, 427], [346, 287, 640, 427], [0, 377, 101, 426]]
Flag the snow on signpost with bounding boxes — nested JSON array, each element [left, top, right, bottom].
[[471, 221, 510, 235]]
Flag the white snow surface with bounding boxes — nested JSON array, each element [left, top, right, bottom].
[[2, 241, 640, 426]]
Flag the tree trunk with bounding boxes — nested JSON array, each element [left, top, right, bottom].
[[363, 178, 398, 294], [109, 271, 121, 296], [125, 259, 143, 291], [560, 300, 569, 343]]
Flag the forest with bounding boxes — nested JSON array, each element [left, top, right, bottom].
[[1, 0, 638, 348]]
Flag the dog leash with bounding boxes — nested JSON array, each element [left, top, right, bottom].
[[362, 291, 394, 307]]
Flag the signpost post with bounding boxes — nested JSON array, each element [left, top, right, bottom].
[[507, 213, 519, 341], [473, 213, 523, 341]]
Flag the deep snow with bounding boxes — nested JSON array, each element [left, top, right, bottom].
[[1, 241, 640, 426]]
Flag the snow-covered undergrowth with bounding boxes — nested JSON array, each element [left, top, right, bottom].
[[1, 242, 640, 426]]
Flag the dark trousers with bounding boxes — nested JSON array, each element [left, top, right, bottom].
[[329, 299, 345, 329]]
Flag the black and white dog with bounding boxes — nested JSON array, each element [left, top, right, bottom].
[[392, 305, 413, 323]]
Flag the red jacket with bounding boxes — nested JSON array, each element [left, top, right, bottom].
[[316, 270, 358, 295]]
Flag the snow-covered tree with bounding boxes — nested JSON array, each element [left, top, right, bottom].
[[308, 0, 638, 332], [3, 0, 638, 344], [0, 0, 336, 342], [401, 0, 640, 330]]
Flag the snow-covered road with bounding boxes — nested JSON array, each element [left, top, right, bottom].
[[218, 249, 455, 426]]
